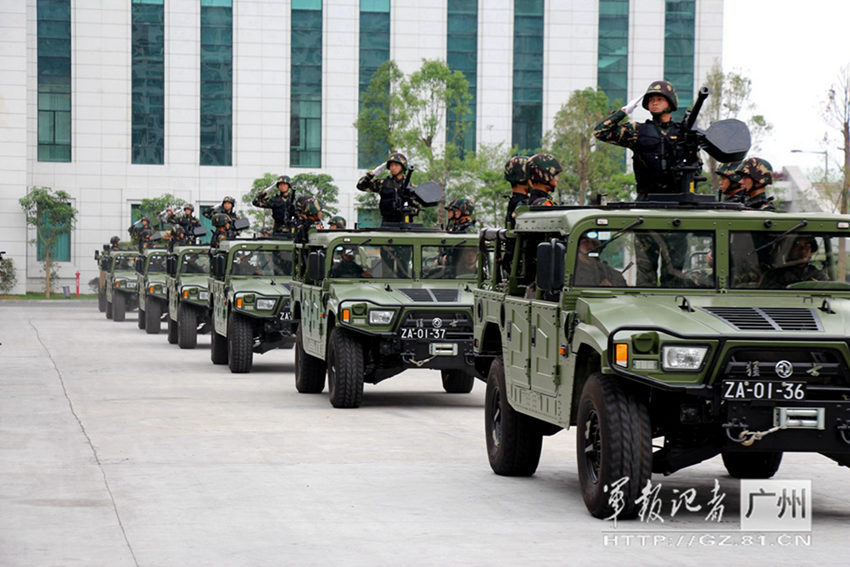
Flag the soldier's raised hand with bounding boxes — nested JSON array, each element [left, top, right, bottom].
[[621, 94, 643, 115]]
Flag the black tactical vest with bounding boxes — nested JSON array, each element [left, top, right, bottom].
[[633, 121, 683, 194]]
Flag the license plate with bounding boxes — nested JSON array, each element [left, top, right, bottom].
[[401, 327, 446, 340], [722, 380, 806, 401]]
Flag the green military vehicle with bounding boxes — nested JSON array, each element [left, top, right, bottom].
[[291, 230, 480, 408], [104, 250, 140, 321], [95, 242, 133, 312], [135, 248, 170, 333], [209, 238, 296, 373], [165, 245, 211, 348], [474, 203, 850, 519]]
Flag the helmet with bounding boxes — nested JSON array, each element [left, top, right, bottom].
[[736, 157, 773, 188], [276, 175, 292, 187], [296, 195, 322, 216], [504, 156, 529, 185], [212, 213, 231, 228], [715, 161, 743, 183], [525, 153, 563, 186], [448, 197, 475, 217], [183, 203, 194, 212], [329, 215, 346, 229], [110, 236, 120, 245], [386, 152, 408, 171], [140, 216, 150, 224], [642, 80, 678, 112], [222, 196, 236, 206]]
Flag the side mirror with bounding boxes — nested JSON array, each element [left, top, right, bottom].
[[167, 256, 177, 276], [536, 239, 566, 292], [193, 226, 207, 237], [213, 254, 226, 279], [233, 218, 250, 231], [308, 251, 326, 283]]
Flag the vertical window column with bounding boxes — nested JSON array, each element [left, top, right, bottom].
[[597, 0, 629, 107], [511, 0, 543, 154], [291, 0, 323, 168], [37, 0, 71, 162], [200, 0, 233, 166], [357, 0, 390, 169], [664, 0, 696, 119], [447, 0, 478, 155], [131, 0, 165, 164]]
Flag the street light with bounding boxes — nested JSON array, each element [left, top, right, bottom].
[[791, 149, 829, 182]]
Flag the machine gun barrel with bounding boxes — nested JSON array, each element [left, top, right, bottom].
[[684, 86, 709, 131]]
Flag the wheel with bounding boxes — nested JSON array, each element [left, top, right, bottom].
[[167, 315, 178, 344], [295, 325, 326, 393], [721, 451, 783, 479], [112, 292, 126, 321], [228, 313, 254, 373], [177, 304, 197, 349], [138, 308, 146, 329], [106, 300, 113, 319], [145, 298, 161, 334], [210, 330, 228, 365], [327, 327, 364, 408], [576, 372, 652, 519], [441, 369, 475, 394], [98, 288, 106, 312], [485, 357, 542, 476]]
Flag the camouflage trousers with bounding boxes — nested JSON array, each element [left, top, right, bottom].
[[636, 232, 688, 287]]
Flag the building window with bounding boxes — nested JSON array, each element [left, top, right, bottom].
[[200, 0, 233, 166], [664, 0, 695, 119], [291, 0, 323, 168], [447, 0, 478, 155], [357, 0, 390, 169], [36, 212, 71, 262], [597, 0, 629, 108], [512, 0, 543, 154], [37, 0, 71, 162], [131, 0, 165, 165]]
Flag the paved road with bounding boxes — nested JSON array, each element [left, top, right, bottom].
[[1, 302, 847, 566]]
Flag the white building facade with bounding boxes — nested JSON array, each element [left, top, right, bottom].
[[0, 0, 722, 294]]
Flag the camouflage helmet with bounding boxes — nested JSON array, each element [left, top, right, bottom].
[[296, 195, 322, 216], [715, 161, 743, 183], [329, 215, 346, 229], [110, 235, 120, 245], [504, 155, 529, 185], [212, 212, 231, 228], [183, 203, 194, 212], [642, 80, 679, 112], [448, 197, 475, 217], [276, 175, 292, 187], [525, 153, 563, 187], [140, 216, 150, 224], [736, 157, 773, 188], [386, 152, 408, 171], [222, 196, 236, 206]]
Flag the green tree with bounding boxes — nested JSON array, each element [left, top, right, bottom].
[[137, 193, 188, 231], [293, 173, 340, 215], [824, 65, 850, 278], [242, 173, 278, 234], [355, 60, 404, 168], [461, 141, 513, 227], [19, 186, 78, 298]]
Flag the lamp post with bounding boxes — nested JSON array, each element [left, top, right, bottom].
[[791, 148, 829, 182]]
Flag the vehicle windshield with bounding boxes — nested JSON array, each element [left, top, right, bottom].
[[421, 245, 478, 279], [147, 254, 167, 273], [328, 243, 413, 279], [230, 249, 293, 277], [114, 255, 135, 270], [179, 252, 210, 274], [730, 231, 850, 289], [573, 229, 715, 289]]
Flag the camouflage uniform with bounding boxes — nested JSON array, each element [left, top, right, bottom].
[[203, 196, 241, 223], [253, 176, 296, 233], [209, 213, 236, 248], [737, 157, 775, 210], [356, 153, 408, 224], [178, 204, 202, 237], [716, 161, 745, 202], [447, 198, 476, 233], [294, 196, 323, 244], [574, 257, 626, 287], [504, 156, 530, 229]]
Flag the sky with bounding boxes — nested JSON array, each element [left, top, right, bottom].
[[722, 0, 850, 178]]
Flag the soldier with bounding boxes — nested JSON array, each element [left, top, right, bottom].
[[209, 212, 234, 248], [593, 80, 685, 196], [574, 232, 626, 287], [330, 246, 370, 278], [763, 235, 827, 288], [737, 157, 775, 210], [138, 228, 154, 252], [328, 216, 347, 230], [525, 153, 562, 205], [504, 156, 529, 229], [253, 175, 296, 234], [109, 236, 121, 250], [129, 216, 151, 239], [294, 195, 323, 244], [203, 196, 240, 222], [356, 152, 409, 225], [716, 161, 746, 202], [179, 204, 202, 239], [446, 198, 476, 233]]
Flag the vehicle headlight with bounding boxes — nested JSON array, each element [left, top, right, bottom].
[[198, 291, 209, 300], [256, 298, 276, 310], [369, 310, 395, 325], [661, 345, 708, 371]]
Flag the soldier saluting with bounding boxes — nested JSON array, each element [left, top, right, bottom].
[[356, 152, 409, 225], [253, 175, 296, 234]]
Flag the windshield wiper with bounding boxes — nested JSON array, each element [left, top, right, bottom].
[[588, 217, 644, 254], [750, 220, 808, 255]]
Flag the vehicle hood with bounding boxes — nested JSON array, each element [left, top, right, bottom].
[[229, 278, 292, 298], [178, 275, 209, 289], [331, 280, 474, 307]]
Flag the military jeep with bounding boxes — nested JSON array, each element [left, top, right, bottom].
[[474, 203, 850, 519], [104, 250, 140, 321], [209, 239, 296, 373], [291, 229, 480, 408], [95, 242, 134, 312], [165, 245, 211, 348], [135, 248, 169, 333]]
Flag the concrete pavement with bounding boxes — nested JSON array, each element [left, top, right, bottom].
[[1, 301, 848, 566]]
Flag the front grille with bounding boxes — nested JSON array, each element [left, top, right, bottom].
[[399, 288, 459, 302], [721, 347, 849, 388], [399, 310, 473, 338], [702, 306, 821, 331]]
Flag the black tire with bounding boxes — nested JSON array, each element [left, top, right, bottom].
[[485, 357, 542, 476], [113, 292, 126, 322], [177, 304, 198, 349], [721, 451, 783, 479], [295, 325, 325, 393], [327, 327, 364, 408], [167, 315, 178, 344], [576, 372, 652, 519], [106, 300, 113, 319], [210, 329, 228, 365], [98, 288, 106, 312], [228, 313, 254, 373], [441, 369, 475, 394], [138, 308, 146, 329], [145, 298, 161, 334]]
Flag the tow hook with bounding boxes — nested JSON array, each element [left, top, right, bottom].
[[402, 354, 436, 367], [838, 419, 850, 446], [722, 419, 784, 447]]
